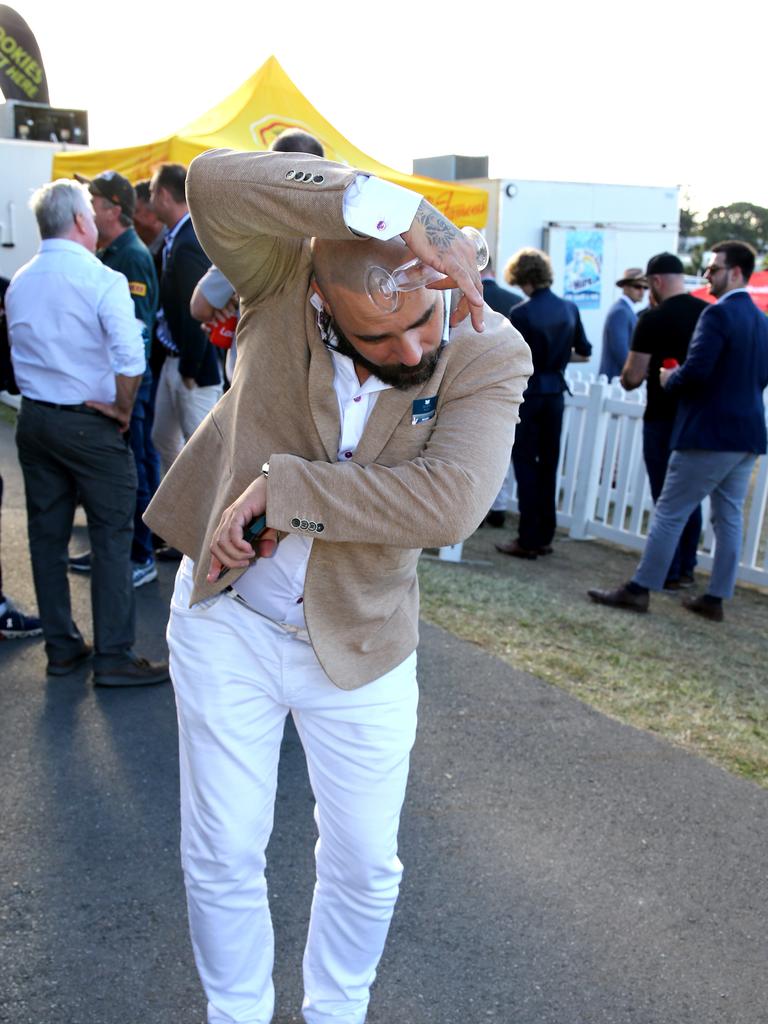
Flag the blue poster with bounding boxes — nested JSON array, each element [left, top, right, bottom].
[[564, 230, 603, 309]]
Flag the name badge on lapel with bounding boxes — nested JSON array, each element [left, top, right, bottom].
[[412, 396, 437, 426]]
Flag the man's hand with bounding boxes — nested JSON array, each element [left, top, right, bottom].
[[85, 371, 141, 431], [182, 376, 197, 390], [207, 475, 278, 582], [210, 296, 239, 323], [401, 200, 485, 333], [84, 400, 132, 432], [659, 366, 673, 388]]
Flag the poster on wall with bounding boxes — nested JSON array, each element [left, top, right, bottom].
[[564, 230, 603, 309]]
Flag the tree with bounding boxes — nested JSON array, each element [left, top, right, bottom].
[[701, 202, 768, 250], [679, 206, 699, 239]]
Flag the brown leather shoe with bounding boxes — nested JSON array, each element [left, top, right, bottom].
[[587, 584, 649, 613], [682, 594, 724, 622], [93, 653, 170, 687], [495, 540, 538, 560], [47, 644, 94, 676]]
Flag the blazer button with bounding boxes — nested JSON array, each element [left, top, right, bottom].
[[285, 169, 296, 180], [308, 521, 317, 532], [312, 174, 324, 183], [315, 523, 325, 533], [300, 519, 309, 530], [290, 517, 301, 528]]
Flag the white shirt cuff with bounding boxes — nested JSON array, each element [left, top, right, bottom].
[[343, 174, 422, 240]]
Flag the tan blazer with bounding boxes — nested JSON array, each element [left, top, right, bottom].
[[144, 150, 532, 689]]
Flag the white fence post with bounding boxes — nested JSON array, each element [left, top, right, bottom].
[[438, 543, 463, 562], [434, 373, 768, 588], [569, 380, 609, 540]]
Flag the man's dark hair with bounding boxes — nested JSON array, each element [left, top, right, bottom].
[[711, 240, 757, 282], [270, 128, 324, 157], [135, 179, 151, 203], [153, 163, 187, 203]]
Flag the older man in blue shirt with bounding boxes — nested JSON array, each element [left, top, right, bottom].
[[6, 179, 169, 684]]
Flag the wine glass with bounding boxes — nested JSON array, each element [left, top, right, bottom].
[[365, 226, 489, 314]]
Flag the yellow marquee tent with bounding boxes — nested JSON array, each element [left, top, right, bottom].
[[52, 56, 488, 228]]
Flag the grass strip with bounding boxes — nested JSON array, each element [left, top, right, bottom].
[[418, 523, 768, 788]]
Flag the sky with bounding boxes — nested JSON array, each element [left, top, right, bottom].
[[9, 0, 767, 218]]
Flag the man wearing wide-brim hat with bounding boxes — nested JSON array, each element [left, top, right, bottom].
[[598, 267, 647, 380]]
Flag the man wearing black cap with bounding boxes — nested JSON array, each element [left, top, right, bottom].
[[70, 171, 160, 589], [619, 252, 707, 588]]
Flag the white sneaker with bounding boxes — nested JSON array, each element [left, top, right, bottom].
[[132, 558, 158, 588]]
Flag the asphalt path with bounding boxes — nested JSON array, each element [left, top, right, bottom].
[[1, 416, 766, 1024]]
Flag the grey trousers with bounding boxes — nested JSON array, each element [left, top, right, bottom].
[[632, 449, 757, 599], [16, 399, 137, 664]]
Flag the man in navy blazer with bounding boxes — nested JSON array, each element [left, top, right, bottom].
[[589, 240, 768, 621], [149, 163, 222, 477]]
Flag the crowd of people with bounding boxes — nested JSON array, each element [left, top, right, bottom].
[[0, 128, 326, 664], [479, 241, 768, 624], [0, 134, 766, 1024]]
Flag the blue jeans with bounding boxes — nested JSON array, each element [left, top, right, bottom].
[[643, 420, 702, 580], [633, 450, 757, 598], [129, 371, 161, 563]]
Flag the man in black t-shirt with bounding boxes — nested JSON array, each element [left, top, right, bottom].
[[620, 252, 707, 587]]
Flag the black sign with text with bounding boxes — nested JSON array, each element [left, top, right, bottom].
[[0, 5, 49, 104]]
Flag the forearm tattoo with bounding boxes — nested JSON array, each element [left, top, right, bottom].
[[415, 200, 460, 251]]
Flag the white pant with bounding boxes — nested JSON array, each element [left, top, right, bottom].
[[152, 356, 222, 475], [168, 559, 419, 1024]]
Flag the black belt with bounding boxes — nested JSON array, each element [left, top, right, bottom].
[[23, 397, 101, 414]]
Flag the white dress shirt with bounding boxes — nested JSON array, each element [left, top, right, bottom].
[[6, 238, 145, 404], [717, 287, 749, 304], [232, 335, 393, 628], [343, 175, 422, 239]]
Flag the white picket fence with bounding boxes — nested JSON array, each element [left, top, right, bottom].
[[440, 374, 768, 589]]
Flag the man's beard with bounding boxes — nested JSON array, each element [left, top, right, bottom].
[[329, 316, 441, 391]]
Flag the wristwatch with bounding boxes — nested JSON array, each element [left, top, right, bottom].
[[261, 461, 270, 478]]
